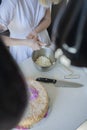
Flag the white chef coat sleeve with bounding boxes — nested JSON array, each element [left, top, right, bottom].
[[0, 0, 17, 30]]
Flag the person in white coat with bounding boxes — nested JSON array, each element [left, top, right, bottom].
[[0, 0, 51, 63]]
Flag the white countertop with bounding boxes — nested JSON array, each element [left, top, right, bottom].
[[14, 58, 87, 130]]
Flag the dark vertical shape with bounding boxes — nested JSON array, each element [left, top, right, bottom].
[[0, 38, 28, 130]]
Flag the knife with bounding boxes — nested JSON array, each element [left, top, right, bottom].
[[36, 77, 83, 88]]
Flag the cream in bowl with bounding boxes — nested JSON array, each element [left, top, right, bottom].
[[32, 47, 57, 71], [35, 56, 52, 67]]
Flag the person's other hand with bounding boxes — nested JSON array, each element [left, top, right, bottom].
[[32, 40, 47, 50], [38, 41, 47, 47], [25, 37, 47, 50], [31, 40, 41, 50], [26, 30, 38, 41], [26, 39, 46, 50]]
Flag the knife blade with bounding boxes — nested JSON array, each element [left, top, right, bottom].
[[36, 77, 83, 88]]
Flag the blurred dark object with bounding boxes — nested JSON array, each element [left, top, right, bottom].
[[0, 0, 2, 4], [0, 38, 28, 130], [52, 0, 87, 67], [48, 0, 65, 37], [0, 30, 10, 37]]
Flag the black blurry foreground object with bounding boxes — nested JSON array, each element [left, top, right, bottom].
[[0, 0, 2, 4], [0, 39, 28, 130], [52, 0, 87, 67]]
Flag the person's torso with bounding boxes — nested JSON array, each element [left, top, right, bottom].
[[8, 0, 46, 39]]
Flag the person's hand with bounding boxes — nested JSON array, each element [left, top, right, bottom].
[[25, 36, 47, 50], [27, 39, 40, 50], [38, 41, 47, 47], [26, 30, 38, 41], [31, 40, 41, 50], [32, 40, 47, 50], [25, 39, 46, 50]]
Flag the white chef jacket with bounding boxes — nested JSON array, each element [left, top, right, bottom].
[[0, 0, 51, 63]]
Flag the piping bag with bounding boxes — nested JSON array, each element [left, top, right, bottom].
[[0, 39, 28, 130]]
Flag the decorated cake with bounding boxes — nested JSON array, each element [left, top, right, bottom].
[[17, 79, 49, 129]]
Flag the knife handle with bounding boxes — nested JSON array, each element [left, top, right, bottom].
[[36, 77, 56, 84]]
